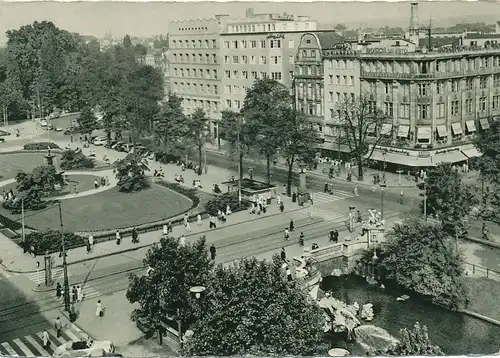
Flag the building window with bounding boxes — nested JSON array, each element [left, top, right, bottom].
[[260, 72, 267, 79], [232, 41, 239, 49], [495, 75, 500, 87], [213, 54, 217, 64], [451, 100, 459, 116], [233, 85, 239, 94], [233, 71, 239, 79], [251, 71, 258, 80], [466, 78, 473, 91], [289, 71, 294, 80], [384, 102, 393, 116], [271, 72, 282, 80], [288, 55, 294, 65], [480, 77, 487, 89], [251, 40, 257, 48], [451, 80, 459, 93], [250, 56, 256, 64], [260, 40, 266, 48], [418, 84, 429, 96], [384, 82, 390, 94], [271, 56, 281, 64], [436, 82, 444, 95], [480, 97, 487, 111], [224, 70, 231, 79], [437, 103, 445, 118], [241, 40, 247, 48], [242, 71, 249, 79], [288, 40, 295, 48], [270, 39, 281, 48], [235, 100, 241, 109], [494, 95, 500, 109], [224, 85, 230, 94], [232, 56, 239, 64], [418, 104, 429, 119], [259, 56, 267, 65], [213, 70, 218, 79], [466, 99, 473, 113], [226, 100, 232, 108], [224, 56, 229, 64], [214, 85, 218, 95]]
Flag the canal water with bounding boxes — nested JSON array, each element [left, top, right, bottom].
[[321, 275, 500, 355]]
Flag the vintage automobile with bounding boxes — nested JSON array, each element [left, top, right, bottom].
[[52, 339, 115, 357]]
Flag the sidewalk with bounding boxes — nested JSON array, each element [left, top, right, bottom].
[[0, 194, 304, 274]]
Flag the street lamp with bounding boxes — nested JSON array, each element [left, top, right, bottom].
[[189, 285, 206, 299], [348, 206, 355, 232], [396, 169, 403, 186], [382, 151, 387, 181], [380, 183, 387, 219], [58, 202, 71, 312], [177, 285, 206, 349]]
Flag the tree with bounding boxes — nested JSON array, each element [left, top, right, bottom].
[[473, 119, 500, 182], [279, 108, 321, 196], [418, 163, 478, 237], [126, 236, 214, 336], [60, 149, 95, 170], [241, 79, 290, 184], [381, 322, 444, 356], [184, 108, 211, 175], [153, 94, 187, 156], [337, 95, 389, 181], [335, 23, 348, 32], [184, 256, 326, 356], [219, 110, 251, 180], [379, 218, 468, 310], [114, 153, 150, 192], [77, 106, 98, 135]]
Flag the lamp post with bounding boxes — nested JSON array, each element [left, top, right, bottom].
[[58, 202, 70, 312], [382, 151, 387, 181], [203, 148, 207, 174], [423, 178, 427, 221], [21, 196, 26, 253], [237, 120, 242, 209], [177, 285, 206, 349], [380, 183, 387, 219], [396, 169, 403, 186]]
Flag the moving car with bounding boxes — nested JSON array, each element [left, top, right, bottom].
[[53, 340, 115, 358], [55, 127, 63, 132], [93, 137, 107, 146]]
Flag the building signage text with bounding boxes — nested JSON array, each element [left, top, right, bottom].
[[366, 48, 409, 55]]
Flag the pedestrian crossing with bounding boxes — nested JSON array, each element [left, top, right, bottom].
[[313, 190, 353, 204], [25, 268, 63, 286], [312, 209, 347, 223], [0, 323, 91, 357]]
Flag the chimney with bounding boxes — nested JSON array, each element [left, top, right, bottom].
[[410, 2, 419, 30]]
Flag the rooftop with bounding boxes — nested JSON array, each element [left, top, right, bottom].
[[314, 31, 345, 50]]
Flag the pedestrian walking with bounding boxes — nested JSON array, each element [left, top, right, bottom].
[[131, 227, 139, 243], [353, 185, 359, 197], [286, 266, 293, 282], [54, 317, 63, 337], [115, 230, 121, 245], [94, 179, 99, 189], [289, 219, 294, 232], [400, 190, 404, 205], [284, 228, 290, 241], [42, 329, 50, 349], [279, 201, 285, 213], [282, 184, 286, 195], [226, 204, 232, 216], [69, 302, 77, 322], [167, 220, 173, 234], [209, 215, 216, 229], [56, 282, 62, 299], [197, 214, 202, 226], [210, 244, 216, 260], [88, 234, 94, 252], [77, 286, 83, 302], [334, 230, 339, 243], [72, 286, 77, 303], [329, 230, 335, 242], [372, 184, 376, 193], [163, 224, 168, 236], [299, 232, 304, 247], [183, 213, 188, 226], [96, 300, 103, 318], [86, 240, 91, 254], [280, 247, 287, 261], [276, 194, 281, 208]]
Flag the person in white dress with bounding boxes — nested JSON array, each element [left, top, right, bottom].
[[96, 300, 103, 318], [77, 286, 83, 302], [179, 235, 186, 246], [197, 214, 202, 226], [42, 329, 50, 348], [226, 205, 232, 216], [163, 224, 168, 236]]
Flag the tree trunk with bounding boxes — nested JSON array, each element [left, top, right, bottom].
[[357, 156, 364, 181], [198, 147, 203, 175], [239, 152, 244, 180], [287, 162, 294, 197], [265, 154, 271, 185]]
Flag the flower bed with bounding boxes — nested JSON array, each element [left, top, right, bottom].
[[23, 142, 60, 150], [205, 193, 251, 216], [24, 230, 86, 256]]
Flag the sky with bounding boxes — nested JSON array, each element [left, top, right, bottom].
[[0, 1, 498, 40]]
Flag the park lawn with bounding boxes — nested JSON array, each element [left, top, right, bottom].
[[463, 276, 500, 322], [1, 184, 194, 232], [0, 153, 62, 180]]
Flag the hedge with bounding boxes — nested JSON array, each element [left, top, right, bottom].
[[155, 180, 200, 208], [155, 151, 181, 164], [24, 230, 86, 256], [205, 193, 251, 216], [23, 142, 60, 150]]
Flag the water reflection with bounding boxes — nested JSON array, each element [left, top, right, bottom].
[[321, 275, 500, 355]]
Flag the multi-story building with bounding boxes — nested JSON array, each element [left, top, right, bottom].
[[295, 4, 500, 169], [167, 18, 223, 135], [220, 9, 317, 112]]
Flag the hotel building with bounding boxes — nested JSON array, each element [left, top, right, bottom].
[[294, 3, 500, 169]]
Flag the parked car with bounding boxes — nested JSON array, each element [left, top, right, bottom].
[[53, 340, 115, 358], [111, 141, 125, 151], [93, 137, 107, 146], [105, 140, 118, 149], [40, 120, 48, 127], [55, 127, 63, 132], [0, 137, 5, 143], [0, 129, 10, 136]]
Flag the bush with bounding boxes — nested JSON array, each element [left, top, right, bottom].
[[60, 149, 95, 170], [23, 142, 60, 150], [115, 154, 150, 193], [24, 230, 85, 255], [155, 151, 181, 164], [205, 193, 250, 216]]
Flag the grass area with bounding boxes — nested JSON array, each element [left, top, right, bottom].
[[0, 174, 100, 198], [463, 276, 500, 322], [0, 153, 62, 181], [0, 183, 194, 232]]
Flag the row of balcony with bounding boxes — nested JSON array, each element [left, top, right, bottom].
[[361, 67, 497, 80]]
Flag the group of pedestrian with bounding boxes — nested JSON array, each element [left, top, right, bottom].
[[277, 194, 285, 213], [279, 249, 293, 282], [1, 189, 14, 202], [162, 221, 173, 236]]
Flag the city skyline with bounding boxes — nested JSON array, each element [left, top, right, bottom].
[[0, 1, 498, 40]]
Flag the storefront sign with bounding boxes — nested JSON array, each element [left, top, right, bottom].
[[366, 48, 408, 55]]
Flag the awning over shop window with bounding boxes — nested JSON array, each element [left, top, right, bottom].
[[436, 125, 447, 137], [397, 125, 410, 138], [480, 117, 490, 130], [365, 150, 433, 167], [367, 124, 376, 133], [417, 126, 431, 140], [433, 151, 468, 165], [451, 122, 463, 135], [462, 147, 481, 158], [465, 120, 477, 133], [381, 123, 392, 135]]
